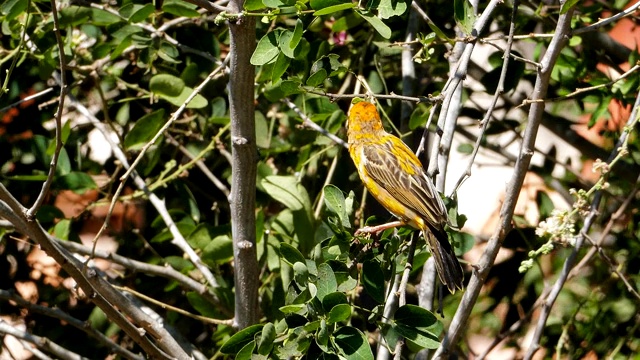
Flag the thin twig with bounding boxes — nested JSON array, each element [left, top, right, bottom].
[[167, 134, 231, 197], [282, 98, 348, 148], [305, 89, 440, 104], [583, 234, 640, 301], [571, 177, 639, 276], [572, 0, 640, 35], [26, 0, 68, 219], [114, 286, 234, 325], [54, 238, 230, 315], [393, 236, 418, 359], [519, 64, 640, 107], [0, 88, 54, 114]]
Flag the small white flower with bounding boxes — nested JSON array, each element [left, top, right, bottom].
[[535, 210, 576, 246]]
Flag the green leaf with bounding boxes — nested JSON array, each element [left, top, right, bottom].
[[159, 86, 207, 109], [560, 0, 579, 14], [310, 0, 349, 10], [323, 185, 350, 229], [53, 219, 71, 240], [280, 242, 307, 266], [186, 292, 222, 318], [90, 8, 123, 25], [536, 191, 555, 220], [124, 109, 165, 151], [394, 323, 440, 349], [453, 0, 475, 35], [58, 6, 91, 27], [453, 0, 466, 26], [279, 31, 297, 59], [220, 324, 264, 354], [316, 263, 337, 301], [236, 341, 256, 360], [457, 143, 473, 154], [251, 32, 280, 66], [290, 19, 304, 49], [55, 172, 97, 193], [245, 0, 267, 11], [255, 111, 271, 149], [356, 10, 391, 39], [394, 304, 437, 328], [279, 304, 307, 314], [150, 74, 185, 97], [313, 2, 355, 16], [271, 52, 291, 82], [327, 304, 351, 324], [377, 0, 407, 19], [333, 326, 374, 360], [257, 323, 276, 355], [306, 69, 327, 87], [1, 0, 28, 21], [362, 260, 385, 303], [261, 175, 310, 211], [317, 319, 330, 351], [129, 3, 155, 23], [202, 235, 233, 264], [451, 231, 474, 256], [163, 0, 200, 17], [186, 223, 230, 250], [322, 291, 348, 312], [36, 205, 65, 224], [393, 304, 440, 349]]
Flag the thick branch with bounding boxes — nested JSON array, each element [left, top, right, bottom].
[[227, 9, 259, 329]]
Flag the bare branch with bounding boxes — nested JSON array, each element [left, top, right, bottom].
[[0, 290, 143, 360], [0, 319, 88, 360], [55, 238, 230, 315], [0, 189, 186, 359], [434, 3, 576, 358], [227, 2, 259, 329]]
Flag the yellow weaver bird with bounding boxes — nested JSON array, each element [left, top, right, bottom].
[[347, 100, 464, 293]]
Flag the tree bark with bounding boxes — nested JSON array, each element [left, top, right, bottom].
[[227, 2, 259, 329]]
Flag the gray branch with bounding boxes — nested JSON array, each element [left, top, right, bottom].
[[227, 7, 260, 329], [433, 2, 576, 358]]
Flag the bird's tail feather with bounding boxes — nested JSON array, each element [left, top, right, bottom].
[[424, 228, 464, 293]]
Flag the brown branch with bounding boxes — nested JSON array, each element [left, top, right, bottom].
[[227, 6, 259, 329]]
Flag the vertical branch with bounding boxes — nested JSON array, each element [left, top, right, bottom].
[[376, 8, 419, 360], [227, 3, 259, 329], [26, 0, 67, 219], [400, 8, 419, 133], [433, 3, 576, 358]]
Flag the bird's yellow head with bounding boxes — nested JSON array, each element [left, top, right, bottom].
[[347, 100, 384, 144]]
